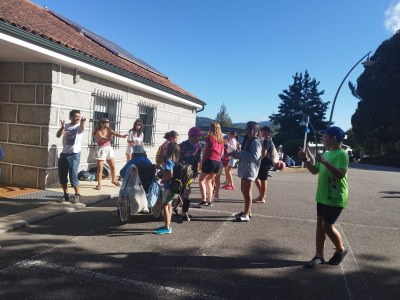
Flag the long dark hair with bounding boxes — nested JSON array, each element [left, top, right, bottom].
[[129, 119, 142, 136], [166, 142, 180, 162], [244, 121, 260, 151]]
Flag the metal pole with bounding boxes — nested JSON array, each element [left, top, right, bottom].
[[328, 51, 371, 126], [302, 115, 309, 169]]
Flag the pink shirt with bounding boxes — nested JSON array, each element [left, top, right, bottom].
[[203, 135, 224, 161], [96, 132, 111, 147]]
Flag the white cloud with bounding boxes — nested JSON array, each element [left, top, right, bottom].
[[385, 1, 400, 33]]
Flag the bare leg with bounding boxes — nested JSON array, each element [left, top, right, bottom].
[[126, 153, 131, 162], [226, 166, 234, 186], [163, 202, 172, 229], [107, 158, 116, 183], [73, 186, 80, 195], [241, 178, 253, 216], [96, 160, 104, 188], [322, 220, 345, 253], [61, 183, 68, 195], [214, 174, 221, 198], [206, 173, 216, 203], [315, 216, 327, 258], [198, 172, 208, 201], [254, 179, 261, 200]]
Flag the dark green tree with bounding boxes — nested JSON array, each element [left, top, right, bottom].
[[215, 103, 233, 127], [270, 70, 329, 146], [350, 32, 400, 155]]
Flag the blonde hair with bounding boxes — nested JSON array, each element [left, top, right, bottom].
[[165, 142, 180, 162], [208, 122, 223, 144]]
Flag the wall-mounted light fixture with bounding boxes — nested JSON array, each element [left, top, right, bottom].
[[73, 69, 80, 84]]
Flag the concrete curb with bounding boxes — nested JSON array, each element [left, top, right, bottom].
[[0, 192, 119, 235]]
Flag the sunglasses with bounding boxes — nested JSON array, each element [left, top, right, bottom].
[[102, 120, 109, 123]]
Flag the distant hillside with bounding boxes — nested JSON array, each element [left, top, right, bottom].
[[196, 116, 272, 129], [196, 116, 215, 127]]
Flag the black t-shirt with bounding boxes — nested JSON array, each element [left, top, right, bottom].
[[262, 137, 273, 166]]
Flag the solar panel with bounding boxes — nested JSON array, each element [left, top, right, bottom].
[[46, 7, 167, 78]]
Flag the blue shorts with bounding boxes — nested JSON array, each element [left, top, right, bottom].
[[58, 152, 80, 187], [317, 202, 343, 224]]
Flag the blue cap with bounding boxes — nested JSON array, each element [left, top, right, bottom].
[[320, 126, 345, 142]]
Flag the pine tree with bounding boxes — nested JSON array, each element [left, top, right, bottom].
[[215, 103, 233, 127], [270, 70, 329, 145], [351, 32, 400, 155]]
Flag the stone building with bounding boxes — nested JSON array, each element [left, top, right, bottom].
[[0, 0, 205, 189]]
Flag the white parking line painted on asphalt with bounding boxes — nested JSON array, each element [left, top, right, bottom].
[[199, 212, 236, 256], [338, 226, 373, 300], [14, 260, 222, 299], [203, 208, 400, 231]]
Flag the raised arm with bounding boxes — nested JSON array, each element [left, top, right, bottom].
[[56, 120, 65, 138], [297, 147, 319, 175], [80, 117, 86, 132]]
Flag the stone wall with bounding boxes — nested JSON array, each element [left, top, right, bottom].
[[0, 62, 55, 188], [0, 62, 197, 188]]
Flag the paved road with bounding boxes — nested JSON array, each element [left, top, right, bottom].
[[0, 165, 399, 299]]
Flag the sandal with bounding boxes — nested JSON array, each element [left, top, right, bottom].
[[253, 197, 266, 203], [112, 181, 121, 187], [95, 185, 101, 190]]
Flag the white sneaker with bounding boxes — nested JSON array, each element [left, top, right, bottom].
[[142, 208, 150, 214], [233, 213, 249, 222]]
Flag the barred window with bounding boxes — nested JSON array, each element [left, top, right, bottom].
[[138, 102, 156, 146], [90, 91, 122, 147]]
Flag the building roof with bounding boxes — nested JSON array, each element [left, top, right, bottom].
[[0, 0, 204, 107]]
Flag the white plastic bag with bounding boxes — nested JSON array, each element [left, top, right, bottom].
[[119, 165, 148, 215], [147, 178, 161, 209]]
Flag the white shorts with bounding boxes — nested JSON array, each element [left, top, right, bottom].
[[228, 157, 237, 167], [126, 145, 134, 155], [94, 146, 115, 161]]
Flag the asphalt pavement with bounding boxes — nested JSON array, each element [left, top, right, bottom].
[[0, 164, 399, 299]]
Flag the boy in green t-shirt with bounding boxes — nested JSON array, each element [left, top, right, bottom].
[[298, 126, 349, 268]]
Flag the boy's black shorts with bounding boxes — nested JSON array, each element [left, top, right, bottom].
[[317, 202, 343, 224], [257, 159, 272, 180]]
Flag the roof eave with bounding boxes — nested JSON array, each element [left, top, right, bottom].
[[0, 21, 206, 108]]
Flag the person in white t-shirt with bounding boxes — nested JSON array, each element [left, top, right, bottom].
[[56, 109, 86, 204], [223, 131, 238, 190], [126, 119, 144, 161]]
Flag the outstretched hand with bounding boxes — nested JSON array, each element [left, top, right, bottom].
[[297, 147, 307, 161], [81, 117, 86, 124], [60, 120, 65, 127]]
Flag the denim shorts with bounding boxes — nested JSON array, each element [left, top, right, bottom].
[[58, 152, 81, 187]]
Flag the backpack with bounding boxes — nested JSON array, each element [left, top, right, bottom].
[[78, 170, 95, 181], [155, 143, 165, 164], [270, 142, 279, 166], [171, 162, 194, 195], [88, 164, 111, 180]]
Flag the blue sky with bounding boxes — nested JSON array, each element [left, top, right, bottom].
[[31, 0, 400, 130]]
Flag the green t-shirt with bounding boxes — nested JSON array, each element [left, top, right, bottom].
[[315, 149, 349, 208]]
